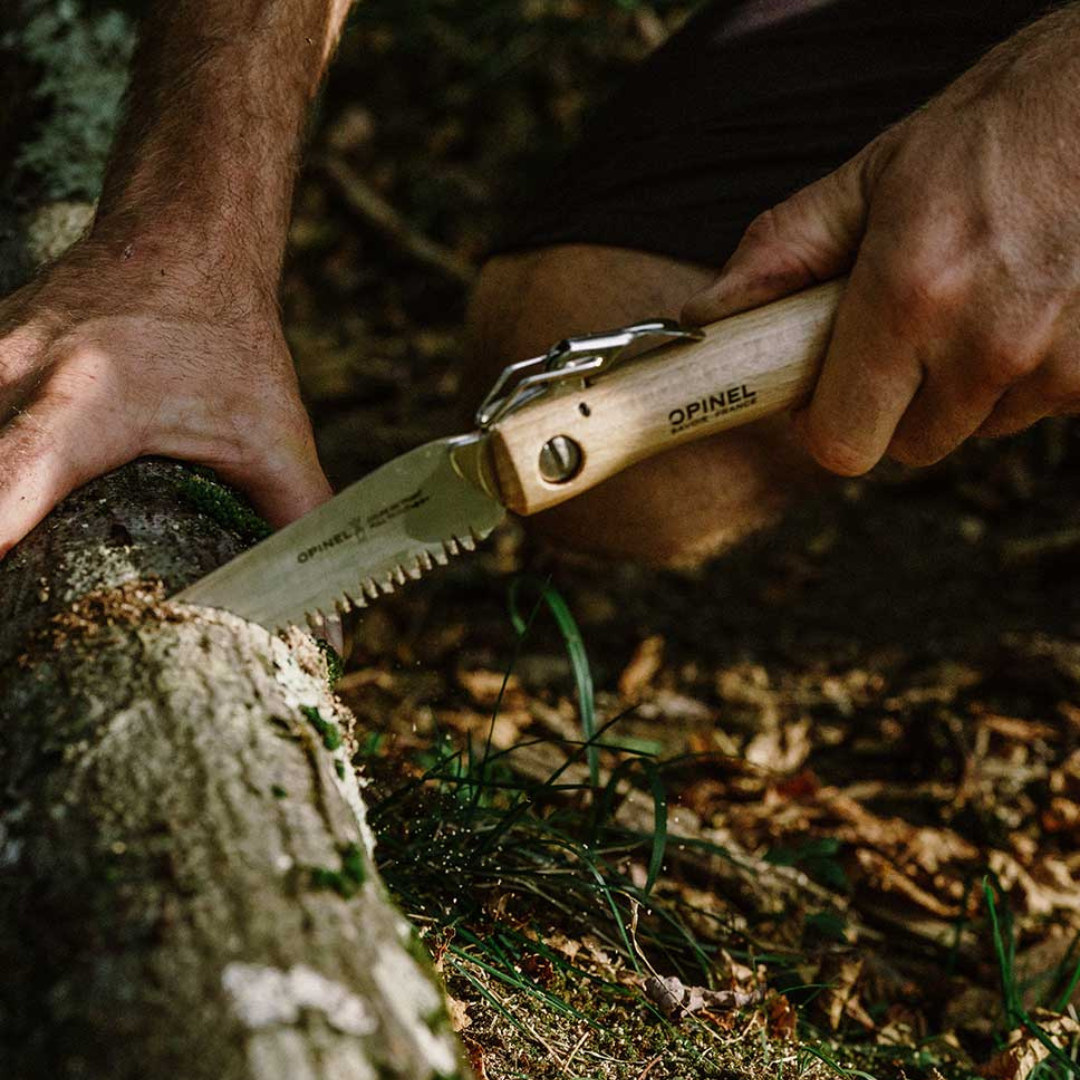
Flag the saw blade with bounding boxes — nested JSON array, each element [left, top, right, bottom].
[[174, 435, 505, 631]]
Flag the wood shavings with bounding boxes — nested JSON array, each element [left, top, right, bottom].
[[21, 577, 192, 665]]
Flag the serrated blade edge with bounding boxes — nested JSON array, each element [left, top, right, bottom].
[[174, 435, 504, 630]]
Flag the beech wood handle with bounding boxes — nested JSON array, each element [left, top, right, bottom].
[[487, 278, 844, 515]]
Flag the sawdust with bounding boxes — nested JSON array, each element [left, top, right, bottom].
[[18, 577, 195, 666]]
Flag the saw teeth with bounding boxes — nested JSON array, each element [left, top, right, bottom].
[[291, 521, 498, 624]]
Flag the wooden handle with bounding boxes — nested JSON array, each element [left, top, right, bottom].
[[487, 278, 844, 515]]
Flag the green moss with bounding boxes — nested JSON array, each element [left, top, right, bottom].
[[308, 842, 367, 898], [341, 843, 366, 886], [271, 784, 288, 799], [335, 760, 346, 780], [301, 705, 342, 751], [176, 468, 273, 544], [316, 639, 345, 687]]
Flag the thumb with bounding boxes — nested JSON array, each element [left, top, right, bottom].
[[682, 142, 880, 326]]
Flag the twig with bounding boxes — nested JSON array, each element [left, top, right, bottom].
[[319, 155, 477, 287], [634, 1052, 665, 1080], [561, 1028, 590, 1074], [483, 981, 569, 1071]]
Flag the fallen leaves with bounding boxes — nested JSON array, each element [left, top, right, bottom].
[[339, 548, 1080, 1077], [982, 1012, 1080, 1080], [813, 954, 875, 1032]]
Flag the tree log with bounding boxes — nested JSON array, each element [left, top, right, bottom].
[[0, 463, 468, 1079]]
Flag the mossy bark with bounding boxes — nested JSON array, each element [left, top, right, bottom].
[[0, 6, 468, 1076]]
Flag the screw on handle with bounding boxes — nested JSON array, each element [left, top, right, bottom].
[[538, 435, 583, 484]]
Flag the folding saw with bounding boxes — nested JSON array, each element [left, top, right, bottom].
[[176, 281, 843, 630]]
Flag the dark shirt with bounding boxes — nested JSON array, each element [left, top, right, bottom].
[[497, 0, 1053, 265]]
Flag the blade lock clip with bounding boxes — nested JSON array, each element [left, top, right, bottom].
[[474, 319, 704, 429]]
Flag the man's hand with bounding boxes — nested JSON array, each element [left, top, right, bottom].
[[0, 239, 331, 557], [683, 4, 1080, 476], [0, 0, 356, 556]]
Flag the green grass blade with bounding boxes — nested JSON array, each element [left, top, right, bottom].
[[1053, 950, 1080, 1016], [984, 877, 1080, 1077], [509, 576, 598, 788], [984, 876, 1021, 1025], [596, 756, 668, 896]]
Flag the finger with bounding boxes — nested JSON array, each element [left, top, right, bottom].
[[793, 256, 924, 476], [978, 391, 1048, 439], [682, 143, 878, 326], [886, 361, 1004, 466], [0, 398, 116, 557], [977, 359, 1078, 439]]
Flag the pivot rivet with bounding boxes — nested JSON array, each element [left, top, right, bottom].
[[538, 436, 582, 484]]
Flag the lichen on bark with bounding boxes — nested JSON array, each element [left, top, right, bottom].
[[7, 0, 135, 202]]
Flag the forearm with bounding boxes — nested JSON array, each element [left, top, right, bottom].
[[91, 0, 354, 292]]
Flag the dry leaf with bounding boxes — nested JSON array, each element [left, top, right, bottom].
[[852, 849, 960, 918], [618, 635, 665, 699], [716, 948, 759, 992], [455, 668, 524, 709], [981, 1012, 1080, 1080], [462, 1033, 490, 1080], [975, 710, 1059, 742], [644, 975, 762, 1021], [769, 993, 798, 1041], [815, 954, 874, 1032], [446, 995, 471, 1032], [1041, 797, 1080, 837], [988, 851, 1080, 916], [636, 690, 715, 724], [745, 717, 812, 773]]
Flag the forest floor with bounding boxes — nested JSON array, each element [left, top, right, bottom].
[[283, 4, 1080, 1077]]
